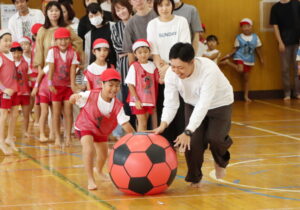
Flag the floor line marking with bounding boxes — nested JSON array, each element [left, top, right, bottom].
[[255, 100, 300, 113], [232, 121, 300, 142], [18, 149, 115, 209]]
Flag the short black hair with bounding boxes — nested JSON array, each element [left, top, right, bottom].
[[103, 79, 121, 83], [169, 43, 195, 62], [60, 1, 75, 21], [58, 0, 73, 4], [10, 47, 23, 52], [11, 0, 28, 3], [153, 0, 175, 16], [87, 3, 108, 25], [206, 35, 219, 43], [44, 1, 67, 29]]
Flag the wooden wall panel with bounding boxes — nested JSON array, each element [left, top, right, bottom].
[[184, 0, 282, 91]]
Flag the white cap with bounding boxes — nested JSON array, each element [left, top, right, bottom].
[[132, 39, 150, 52], [240, 18, 253, 26], [0, 29, 11, 38]]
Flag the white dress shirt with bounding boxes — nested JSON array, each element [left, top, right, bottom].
[[161, 57, 234, 132]]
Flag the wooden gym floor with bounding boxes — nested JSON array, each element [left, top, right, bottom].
[[0, 99, 299, 209]]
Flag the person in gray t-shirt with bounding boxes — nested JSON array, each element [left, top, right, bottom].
[[122, 0, 157, 65], [173, 0, 202, 53]]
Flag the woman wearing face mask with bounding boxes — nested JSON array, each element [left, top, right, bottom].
[[84, 3, 116, 66], [78, 0, 114, 44]]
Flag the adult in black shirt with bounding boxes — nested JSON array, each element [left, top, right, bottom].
[[270, 0, 300, 100], [78, 0, 113, 49]]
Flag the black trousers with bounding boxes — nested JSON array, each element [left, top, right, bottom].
[[184, 103, 233, 183]]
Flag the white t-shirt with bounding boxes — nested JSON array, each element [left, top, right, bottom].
[[0, 52, 14, 67], [75, 91, 129, 126], [83, 62, 108, 82], [234, 34, 262, 47], [196, 41, 208, 57], [15, 60, 22, 67], [8, 8, 45, 41], [125, 61, 157, 106], [70, 17, 79, 34], [45, 48, 79, 65], [23, 55, 31, 66], [147, 15, 191, 62], [161, 57, 234, 132], [203, 49, 220, 63]]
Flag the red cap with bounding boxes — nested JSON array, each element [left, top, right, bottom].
[[93, 38, 109, 49], [100, 68, 121, 82], [31, 23, 43, 35], [54, 27, 71, 39], [201, 23, 206, 30], [19, 36, 32, 45], [240, 18, 253, 26], [132, 39, 150, 52], [11, 42, 22, 49]]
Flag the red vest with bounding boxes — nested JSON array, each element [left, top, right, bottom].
[[38, 74, 51, 99], [75, 90, 123, 141], [29, 42, 38, 88], [52, 46, 74, 86], [0, 53, 18, 92], [83, 64, 114, 90], [16, 58, 30, 95], [128, 62, 159, 105]]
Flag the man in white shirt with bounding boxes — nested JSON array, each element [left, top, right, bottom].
[[8, 0, 45, 41], [154, 43, 234, 188]]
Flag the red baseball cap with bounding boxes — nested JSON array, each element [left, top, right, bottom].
[[19, 36, 32, 45], [93, 38, 109, 49], [31, 23, 43, 35], [54, 27, 71, 39], [11, 42, 22, 49], [100, 68, 121, 82]]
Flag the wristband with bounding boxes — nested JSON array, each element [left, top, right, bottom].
[[48, 80, 53, 86], [0, 84, 5, 91], [34, 82, 39, 88]]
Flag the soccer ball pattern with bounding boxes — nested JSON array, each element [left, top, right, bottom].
[[108, 133, 178, 195]]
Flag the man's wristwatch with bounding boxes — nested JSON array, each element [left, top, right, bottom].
[[184, 129, 193, 137]]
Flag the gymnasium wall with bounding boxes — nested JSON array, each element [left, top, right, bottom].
[[2, 0, 282, 91]]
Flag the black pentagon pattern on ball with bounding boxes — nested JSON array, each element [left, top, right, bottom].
[[128, 177, 153, 194], [167, 168, 177, 186], [113, 144, 130, 165], [146, 144, 166, 164]]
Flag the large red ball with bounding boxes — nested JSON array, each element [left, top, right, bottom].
[[108, 133, 178, 195]]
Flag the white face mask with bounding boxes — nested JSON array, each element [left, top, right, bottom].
[[174, 0, 181, 3], [89, 16, 103, 27]]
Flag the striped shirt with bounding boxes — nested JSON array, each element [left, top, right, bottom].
[[111, 21, 129, 84]]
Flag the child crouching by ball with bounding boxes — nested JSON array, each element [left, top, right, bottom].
[[70, 68, 135, 190]]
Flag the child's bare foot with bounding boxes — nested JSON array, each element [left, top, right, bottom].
[[55, 138, 62, 147], [65, 137, 72, 147], [34, 122, 39, 127], [214, 162, 226, 179], [190, 181, 203, 188], [283, 96, 291, 101], [0, 142, 13, 155], [5, 137, 18, 152], [87, 180, 97, 190], [49, 132, 55, 140], [24, 132, 31, 138], [93, 167, 110, 180], [244, 96, 252, 102], [39, 134, 49, 143]]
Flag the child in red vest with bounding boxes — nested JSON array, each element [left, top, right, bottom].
[[125, 39, 160, 131], [70, 68, 134, 190], [84, 38, 114, 90], [29, 23, 43, 126], [0, 30, 19, 155], [11, 42, 31, 138], [47, 27, 79, 146]]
